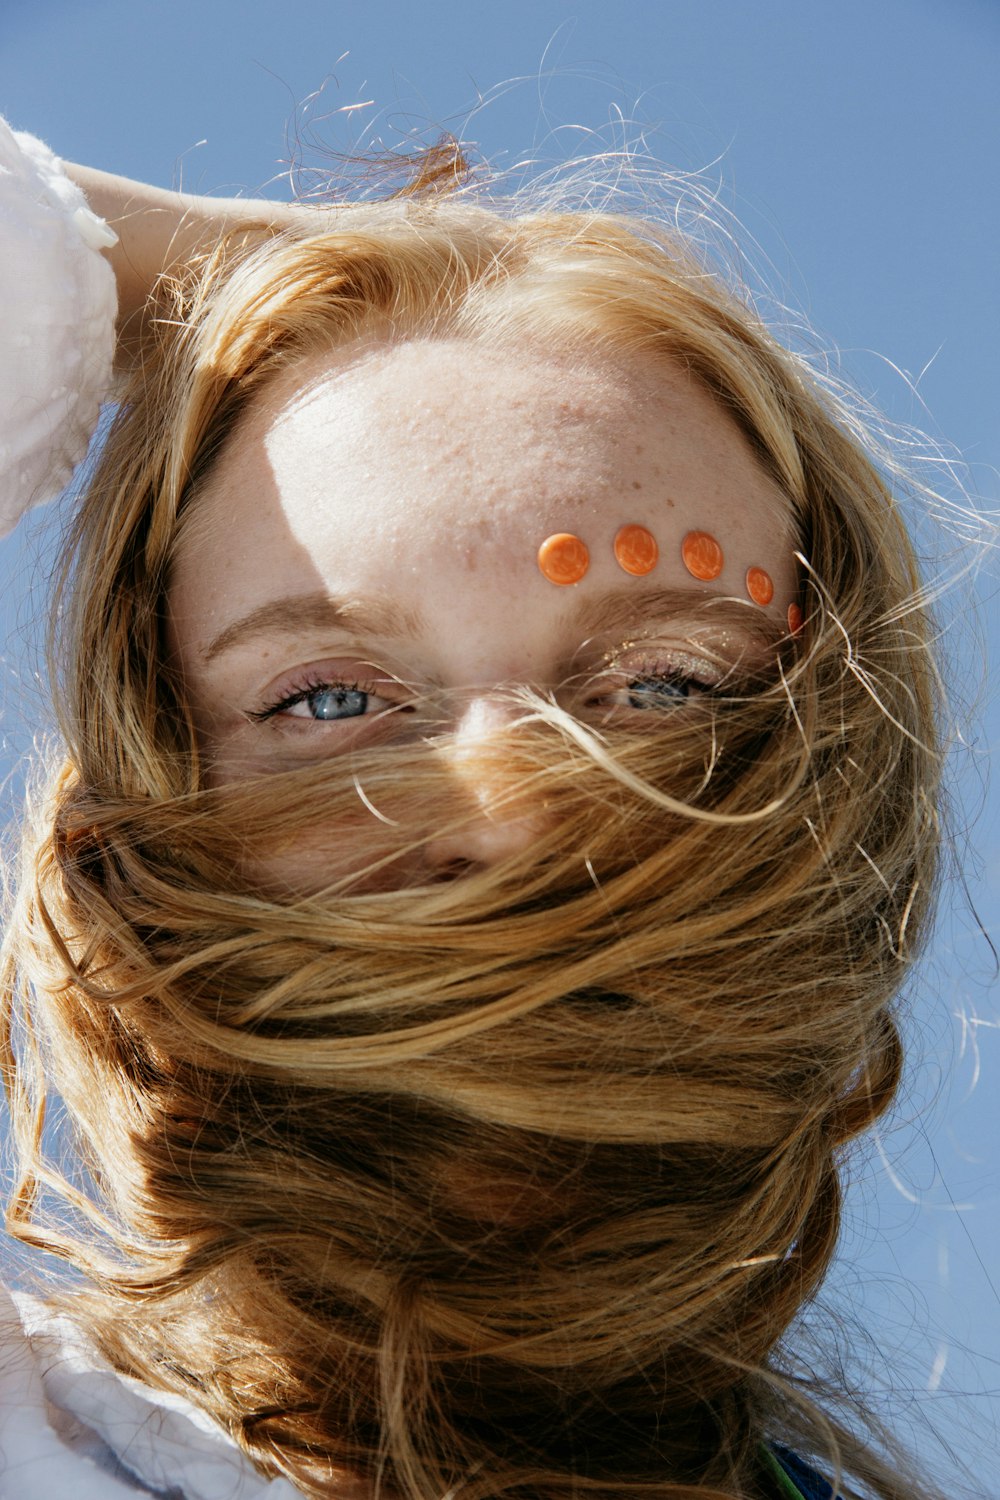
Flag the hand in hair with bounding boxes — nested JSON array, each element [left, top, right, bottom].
[[63, 162, 302, 368]]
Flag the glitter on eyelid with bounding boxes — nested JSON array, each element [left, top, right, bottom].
[[614, 524, 659, 576], [538, 533, 590, 585], [681, 531, 724, 581], [745, 566, 774, 606], [602, 642, 723, 687]]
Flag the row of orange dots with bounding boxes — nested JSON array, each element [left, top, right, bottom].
[[537, 526, 802, 634]]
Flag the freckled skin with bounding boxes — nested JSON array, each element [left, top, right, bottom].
[[167, 339, 797, 879]]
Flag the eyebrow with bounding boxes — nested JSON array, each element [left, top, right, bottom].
[[201, 592, 423, 662], [201, 583, 783, 665]]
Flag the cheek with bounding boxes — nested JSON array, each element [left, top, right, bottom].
[[231, 768, 442, 897], [242, 816, 414, 898]]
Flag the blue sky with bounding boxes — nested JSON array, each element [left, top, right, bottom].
[[1, 0, 998, 1486]]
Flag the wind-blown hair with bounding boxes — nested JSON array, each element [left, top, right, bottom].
[[1, 169, 944, 1500]]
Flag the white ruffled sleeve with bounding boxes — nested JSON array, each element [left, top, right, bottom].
[[0, 1285, 145, 1499], [0, 1285, 303, 1499], [0, 118, 118, 538]]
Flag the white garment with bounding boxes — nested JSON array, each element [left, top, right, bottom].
[[0, 1285, 302, 1499], [0, 117, 117, 536], [0, 121, 300, 1499]]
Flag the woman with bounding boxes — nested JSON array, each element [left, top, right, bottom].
[[0, 118, 947, 1499]]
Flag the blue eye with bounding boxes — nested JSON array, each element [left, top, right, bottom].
[[626, 674, 696, 709], [302, 686, 369, 721], [249, 678, 385, 724]]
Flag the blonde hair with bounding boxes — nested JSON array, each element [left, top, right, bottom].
[[2, 173, 944, 1500]]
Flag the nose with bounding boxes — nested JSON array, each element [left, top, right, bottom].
[[421, 696, 553, 877]]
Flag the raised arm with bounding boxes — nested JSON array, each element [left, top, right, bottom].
[[64, 163, 301, 367]]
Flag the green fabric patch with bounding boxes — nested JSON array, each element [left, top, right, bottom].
[[759, 1444, 808, 1500]]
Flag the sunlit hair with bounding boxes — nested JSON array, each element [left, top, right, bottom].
[[1, 153, 945, 1500]]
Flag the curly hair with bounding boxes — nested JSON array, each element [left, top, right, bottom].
[[1, 179, 943, 1500]]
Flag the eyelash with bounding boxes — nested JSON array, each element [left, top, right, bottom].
[[246, 674, 381, 723], [595, 650, 724, 703], [615, 668, 718, 704]]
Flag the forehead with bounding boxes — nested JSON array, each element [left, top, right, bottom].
[[171, 336, 798, 659], [198, 337, 792, 545]]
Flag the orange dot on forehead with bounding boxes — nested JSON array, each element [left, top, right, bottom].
[[787, 601, 804, 636], [681, 531, 724, 582], [537, 532, 590, 586], [614, 523, 659, 577], [745, 566, 774, 607]]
